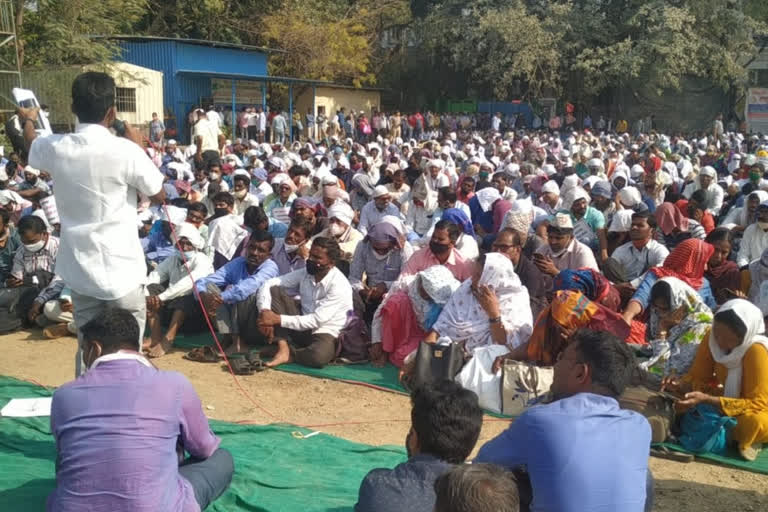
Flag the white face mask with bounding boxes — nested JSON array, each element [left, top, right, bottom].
[[210, 172, 221, 181], [284, 243, 299, 253], [24, 239, 45, 253], [372, 249, 390, 261], [234, 189, 248, 199], [329, 223, 346, 237]]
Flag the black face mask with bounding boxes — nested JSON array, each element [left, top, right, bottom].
[[214, 207, 229, 218], [305, 260, 324, 275], [429, 241, 450, 255]]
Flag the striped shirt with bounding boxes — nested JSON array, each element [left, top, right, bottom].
[[11, 235, 59, 280]]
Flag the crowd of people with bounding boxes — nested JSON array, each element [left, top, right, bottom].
[[5, 70, 768, 510]]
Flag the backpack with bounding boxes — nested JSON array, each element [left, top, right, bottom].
[[334, 311, 370, 363], [678, 404, 737, 454]]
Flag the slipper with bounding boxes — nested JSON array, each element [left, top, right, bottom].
[[184, 346, 221, 363], [230, 357, 254, 376], [251, 359, 269, 372], [650, 446, 694, 463]]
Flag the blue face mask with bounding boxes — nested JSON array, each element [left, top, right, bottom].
[[423, 303, 444, 331], [178, 249, 196, 261]]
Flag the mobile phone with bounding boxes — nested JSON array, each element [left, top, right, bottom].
[[12, 88, 52, 136], [111, 119, 127, 137]]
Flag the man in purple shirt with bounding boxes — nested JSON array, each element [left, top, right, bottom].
[[48, 309, 233, 512]]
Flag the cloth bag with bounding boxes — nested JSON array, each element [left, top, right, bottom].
[[455, 344, 509, 413], [500, 360, 553, 416], [618, 385, 676, 443], [334, 311, 370, 364], [411, 340, 465, 391], [678, 404, 737, 455]]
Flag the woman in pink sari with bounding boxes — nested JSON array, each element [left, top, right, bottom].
[[373, 265, 460, 367]]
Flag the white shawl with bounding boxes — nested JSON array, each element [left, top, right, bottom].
[[710, 299, 768, 398]]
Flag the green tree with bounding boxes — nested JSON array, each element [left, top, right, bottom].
[[18, 0, 148, 68]]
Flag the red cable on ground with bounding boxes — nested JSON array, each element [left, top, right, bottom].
[[162, 203, 279, 421]]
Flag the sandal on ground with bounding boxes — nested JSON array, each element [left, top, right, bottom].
[[650, 446, 694, 463], [184, 346, 221, 363], [230, 357, 254, 375]]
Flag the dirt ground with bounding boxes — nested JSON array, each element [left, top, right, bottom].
[[1, 330, 766, 511]]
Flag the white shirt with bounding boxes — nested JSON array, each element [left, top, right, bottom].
[[257, 266, 353, 337], [611, 239, 669, 286], [29, 123, 163, 300], [257, 112, 267, 131], [234, 193, 260, 216], [192, 118, 221, 152], [737, 223, 768, 267], [147, 251, 214, 302], [206, 110, 222, 128]]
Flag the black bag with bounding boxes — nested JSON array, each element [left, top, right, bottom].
[[411, 341, 465, 391], [334, 312, 370, 364]]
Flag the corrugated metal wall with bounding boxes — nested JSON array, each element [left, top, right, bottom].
[[116, 40, 269, 143]]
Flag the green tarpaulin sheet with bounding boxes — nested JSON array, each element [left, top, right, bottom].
[[173, 333, 409, 394], [653, 442, 768, 475], [0, 376, 406, 511]]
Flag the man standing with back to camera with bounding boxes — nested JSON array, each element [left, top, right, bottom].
[[19, 71, 165, 375]]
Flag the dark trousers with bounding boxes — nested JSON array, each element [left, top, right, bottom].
[[215, 293, 262, 345], [266, 286, 337, 368], [179, 448, 234, 510], [247, 126, 258, 141]]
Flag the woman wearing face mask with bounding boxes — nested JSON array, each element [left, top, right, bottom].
[[311, 202, 362, 265], [663, 299, 768, 461], [372, 265, 460, 367], [639, 278, 713, 383]]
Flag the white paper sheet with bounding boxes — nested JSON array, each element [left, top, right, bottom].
[[1, 397, 52, 417]]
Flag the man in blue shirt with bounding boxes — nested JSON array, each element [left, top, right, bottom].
[[196, 230, 279, 354], [476, 329, 653, 512], [355, 380, 483, 512]]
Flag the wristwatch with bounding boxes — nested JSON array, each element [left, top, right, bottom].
[[489, 316, 502, 324]]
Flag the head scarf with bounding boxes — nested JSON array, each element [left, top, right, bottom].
[[328, 202, 354, 226], [441, 208, 474, 236], [590, 180, 612, 199], [541, 180, 560, 196], [174, 222, 205, 250], [502, 199, 534, 233], [553, 268, 619, 311], [710, 299, 768, 398], [290, 197, 326, 219], [408, 265, 461, 330], [650, 238, 714, 290], [366, 220, 403, 249], [655, 202, 689, 235], [433, 253, 533, 351], [618, 186, 642, 208], [642, 277, 713, 377], [562, 186, 591, 211], [475, 187, 501, 212]]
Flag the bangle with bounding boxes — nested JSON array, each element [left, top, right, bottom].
[[489, 316, 501, 324]]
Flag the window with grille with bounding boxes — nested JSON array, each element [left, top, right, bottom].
[[115, 87, 137, 113]]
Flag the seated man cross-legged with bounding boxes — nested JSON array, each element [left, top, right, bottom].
[[47, 309, 234, 512], [257, 237, 353, 368], [196, 230, 279, 355]]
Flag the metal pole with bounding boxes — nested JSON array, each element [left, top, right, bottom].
[[312, 85, 316, 141], [231, 79, 236, 139], [261, 82, 266, 111], [288, 83, 293, 143]]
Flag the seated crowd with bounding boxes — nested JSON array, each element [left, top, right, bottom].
[[12, 102, 768, 511]]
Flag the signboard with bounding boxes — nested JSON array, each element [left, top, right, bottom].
[[746, 88, 768, 134], [211, 79, 264, 106]]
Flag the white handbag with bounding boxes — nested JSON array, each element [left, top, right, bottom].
[[500, 360, 554, 416]]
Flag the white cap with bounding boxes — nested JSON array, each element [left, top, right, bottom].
[[373, 185, 390, 198], [552, 212, 574, 229]]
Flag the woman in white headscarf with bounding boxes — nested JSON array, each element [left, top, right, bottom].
[[426, 253, 533, 351], [665, 299, 768, 461]]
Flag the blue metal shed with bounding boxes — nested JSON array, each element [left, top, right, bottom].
[[99, 36, 274, 142]]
